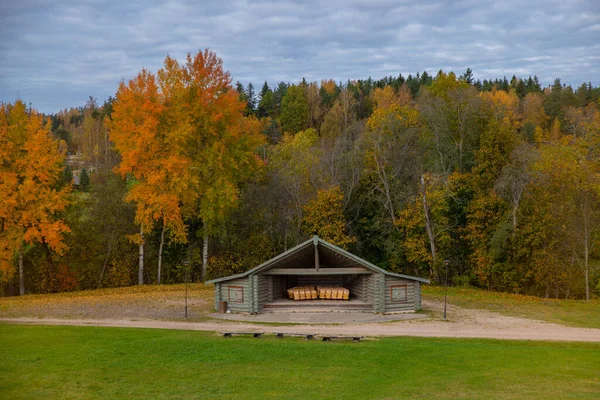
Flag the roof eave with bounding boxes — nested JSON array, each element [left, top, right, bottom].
[[317, 239, 430, 283], [206, 236, 430, 284], [205, 237, 315, 284]]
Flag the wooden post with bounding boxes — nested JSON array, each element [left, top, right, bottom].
[[313, 235, 319, 271]]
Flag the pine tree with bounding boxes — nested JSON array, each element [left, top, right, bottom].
[[80, 168, 90, 192]]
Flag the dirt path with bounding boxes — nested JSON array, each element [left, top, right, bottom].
[[2, 299, 600, 342]]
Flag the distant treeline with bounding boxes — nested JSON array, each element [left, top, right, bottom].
[[1, 54, 599, 300]]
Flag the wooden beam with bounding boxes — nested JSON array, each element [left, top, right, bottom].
[[315, 242, 320, 271], [261, 268, 371, 276]]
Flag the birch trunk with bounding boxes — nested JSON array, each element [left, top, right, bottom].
[[584, 223, 590, 301], [421, 175, 438, 282], [138, 224, 144, 285], [19, 246, 24, 296], [157, 223, 166, 285], [97, 242, 112, 289], [202, 234, 208, 282]]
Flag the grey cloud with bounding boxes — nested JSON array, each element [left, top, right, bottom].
[[0, 0, 599, 113]]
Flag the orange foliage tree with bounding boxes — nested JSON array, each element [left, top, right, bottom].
[[0, 101, 71, 295], [108, 50, 264, 283], [108, 68, 193, 285]]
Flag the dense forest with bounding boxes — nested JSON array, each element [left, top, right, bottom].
[[2, 49, 600, 299]]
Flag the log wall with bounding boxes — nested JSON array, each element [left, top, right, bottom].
[[344, 275, 366, 300], [215, 277, 252, 312], [256, 275, 271, 311], [384, 276, 417, 312]]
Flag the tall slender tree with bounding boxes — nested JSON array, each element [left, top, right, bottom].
[[0, 101, 71, 295]]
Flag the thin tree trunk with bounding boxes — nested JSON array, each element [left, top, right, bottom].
[[202, 234, 208, 282], [138, 224, 144, 285], [19, 246, 24, 296], [157, 222, 166, 285], [421, 175, 438, 282], [584, 232, 590, 301], [97, 242, 112, 289], [583, 204, 590, 301]]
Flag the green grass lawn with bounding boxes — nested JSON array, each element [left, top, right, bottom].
[[423, 286, 600, 329], [1, 324, 599, 399]]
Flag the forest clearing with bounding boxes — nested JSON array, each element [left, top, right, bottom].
[[1, 284, 599, 342]]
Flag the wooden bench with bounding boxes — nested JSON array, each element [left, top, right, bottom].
[[274, 332, 315, 340], [321, 336, 363, 342], [222, 332, 264, 338]]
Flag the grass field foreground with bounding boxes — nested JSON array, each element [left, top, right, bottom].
[[422, 286, 600, 329], [0, 324, 599, 399]]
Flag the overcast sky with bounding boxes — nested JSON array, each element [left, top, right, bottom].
[[1, 0, 599, 114]]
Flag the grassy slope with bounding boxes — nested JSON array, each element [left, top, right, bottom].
[[1, 324, 599, 399], [0, 284, 215, 321], [423, 286, 600, 329]]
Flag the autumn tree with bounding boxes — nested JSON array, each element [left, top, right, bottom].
[[269, 128, 321, 246], [108, 69, 192, 285], [361, 95, 421, 228], [397, 173, 452, 281], [0, 101, 71, 295], [109, 50, 264, 283], [175, 50, 264, 281], [320, 87, 358, 145], [302, 186, 354, 249], [419, 72, 486, 173]]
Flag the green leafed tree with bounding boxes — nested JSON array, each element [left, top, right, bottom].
[[278, 85, 309, 134]]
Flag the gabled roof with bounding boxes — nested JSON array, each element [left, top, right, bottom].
[[206, 236, 430, 284]]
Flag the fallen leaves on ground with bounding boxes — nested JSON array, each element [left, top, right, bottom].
[[0, 283, 215, 321]]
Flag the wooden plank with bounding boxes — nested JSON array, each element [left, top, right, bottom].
[[321, 336, 363, 342], [379, 273, 385, 312], [252, 275, 259, 313], [223, 332, 264, 338], [261, 268, 371, 275], [272, 276, 283, 300], [315, 240, 320, 271], [275, 333, 315, 340], [416, 281, 421, 310], [214, 282, 221, 311]]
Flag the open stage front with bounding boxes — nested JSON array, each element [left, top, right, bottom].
[[262, 298, 372, 312], [208, 236, 429, 314]]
